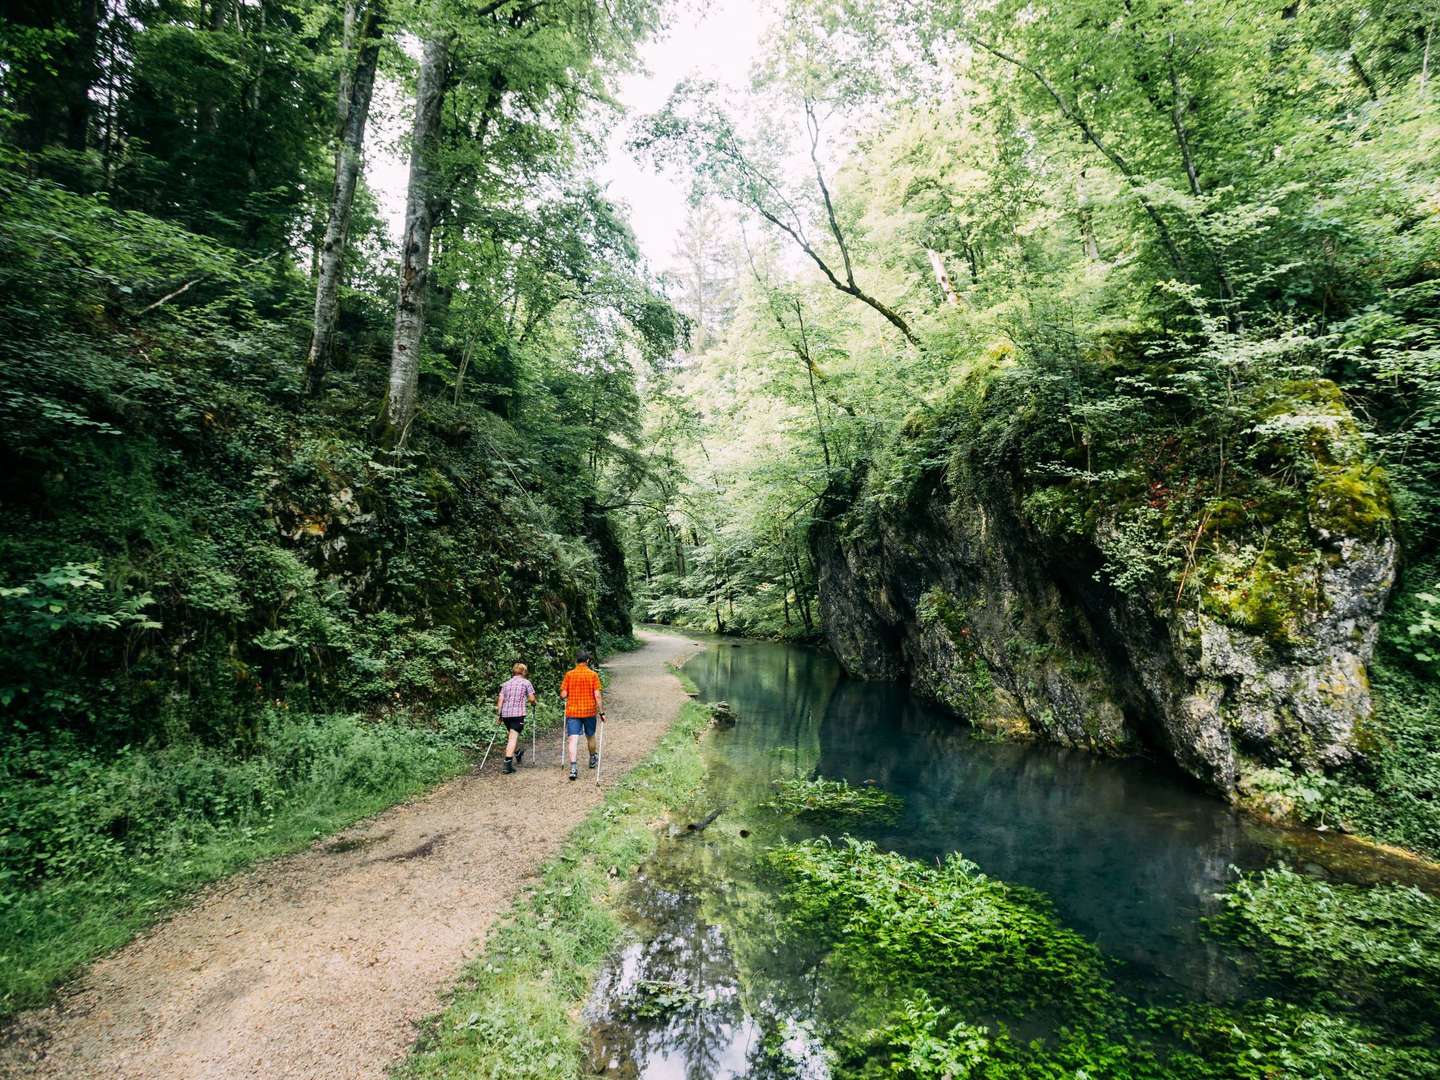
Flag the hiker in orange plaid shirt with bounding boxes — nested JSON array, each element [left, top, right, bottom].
[[560, 651, 604, 782]]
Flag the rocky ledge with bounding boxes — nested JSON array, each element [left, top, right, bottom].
[[812, 363, 1396, 800]]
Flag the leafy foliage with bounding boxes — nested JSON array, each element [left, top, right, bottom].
[[1214, 865, 1440, 1025], [764, 776, 903, 825], [759, 836, 1440, 1079], [762, 837, 1113, 1018]]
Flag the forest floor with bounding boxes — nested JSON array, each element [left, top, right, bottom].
[[0, 629, 700, 1080]]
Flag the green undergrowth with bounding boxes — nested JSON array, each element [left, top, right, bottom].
[[760, 838, 1440, 1078], [765, 777, 904, 825], [1213, 865, 1440, 1026], [763, 837, 1114, 1023], [396, 698, 712, 1080], [1231, 587, 1440, 860], [1327, 662, 1440, 860]]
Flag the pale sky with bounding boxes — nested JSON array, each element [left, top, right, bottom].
[[370, 0, 767, 275], [598, 0, 768, 270]]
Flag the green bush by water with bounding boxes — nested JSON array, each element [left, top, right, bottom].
[[762, 837, 1113, 1020], [1213, 865, 1440, 1027]]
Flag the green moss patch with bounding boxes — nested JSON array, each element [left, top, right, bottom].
[[1309, 463, 1394, 541]]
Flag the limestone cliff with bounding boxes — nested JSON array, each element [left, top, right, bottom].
[[812, 363, 1396, 799]]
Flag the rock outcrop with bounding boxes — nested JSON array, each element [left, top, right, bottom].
[[812, 372, 1397, 799]]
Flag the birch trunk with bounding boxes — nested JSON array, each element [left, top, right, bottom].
[[383, 34, 449, 446], [927, 248, 960, 305], [305, 1, 385, 393]]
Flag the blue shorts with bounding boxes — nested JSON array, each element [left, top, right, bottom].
[[565, 715, 598, 737]]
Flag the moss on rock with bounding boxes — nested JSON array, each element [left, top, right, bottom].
[[1309, 463, 1393, 542]]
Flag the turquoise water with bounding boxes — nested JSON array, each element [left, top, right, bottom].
[[587, 637, 1438, 1078]]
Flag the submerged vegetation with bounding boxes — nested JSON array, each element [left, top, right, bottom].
[[758, 838, 1440, 1079], [765, 777, 904, 824], [764, 838, 1112, 1019]]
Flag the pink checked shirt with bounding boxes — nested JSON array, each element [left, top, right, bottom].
[[498, 676, 535, 718]]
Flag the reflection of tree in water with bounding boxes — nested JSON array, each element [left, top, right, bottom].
[[589, 856, 798, 1079], [693, 642, 842, 804]]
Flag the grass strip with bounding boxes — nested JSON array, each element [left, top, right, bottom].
[[396, 698, 713, 1080]]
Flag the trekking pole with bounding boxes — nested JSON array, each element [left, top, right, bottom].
[[477, 725, 501, 774], [595, 715, 605, 786]]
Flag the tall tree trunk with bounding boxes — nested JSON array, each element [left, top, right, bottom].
[[1422, 19, 1432, 92], [199, 0, 229, 137], [306, 1, 385, 394], [337, 0, 358, 123], [67, 0, 100, 152], [927, 248, 960, 305], [383, 34, 449, 446], [11, 0, 102, 156]]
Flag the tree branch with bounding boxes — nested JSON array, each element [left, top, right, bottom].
[[969, 33, 1188, 278]]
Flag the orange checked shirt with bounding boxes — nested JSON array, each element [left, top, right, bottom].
[[561, 664, 603, 718]]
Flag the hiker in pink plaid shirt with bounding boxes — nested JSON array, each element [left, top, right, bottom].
[[494, 663, 537, 774]]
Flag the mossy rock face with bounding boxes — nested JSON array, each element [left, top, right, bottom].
[[1200, 549, 1321, 648], [813, 356, 1399, 798], [1309, 463, 1393, 543]]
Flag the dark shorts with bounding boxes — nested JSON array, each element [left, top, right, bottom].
[[565, 715, 598, 738], [501, 716, 525, 733]]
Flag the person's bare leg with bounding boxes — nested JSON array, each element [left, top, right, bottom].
[[568, 734, 580, 764], [505, 729, 519, 758]]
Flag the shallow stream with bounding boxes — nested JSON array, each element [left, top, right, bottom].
[[588, 637, 1439, 1078]]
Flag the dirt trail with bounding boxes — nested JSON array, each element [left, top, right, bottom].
[[2, 629, 701, 1080]]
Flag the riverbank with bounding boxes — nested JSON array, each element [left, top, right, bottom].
[[0, 630, 700, 1080]]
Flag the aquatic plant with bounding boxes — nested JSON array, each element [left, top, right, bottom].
[[624, 979, 701, 1020], [761, 837, 1112, 1018], [764, 777, 903, 825], [1213, 866, 1440, 1026]]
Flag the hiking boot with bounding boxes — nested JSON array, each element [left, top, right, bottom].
[[503, 757, 515, 774], [514, 747, 525, 766], [589, 752, 599, 769], [569, 762, 578, 781]]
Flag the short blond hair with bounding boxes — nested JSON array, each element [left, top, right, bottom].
[[512, 662, 528, 676]]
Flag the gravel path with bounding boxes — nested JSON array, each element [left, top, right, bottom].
[[1, 629, 701, 1080]]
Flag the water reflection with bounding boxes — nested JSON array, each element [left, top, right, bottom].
[[588, 860, 828, 1080]]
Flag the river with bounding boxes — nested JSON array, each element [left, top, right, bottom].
[[587, 636, 1439, 1079]]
